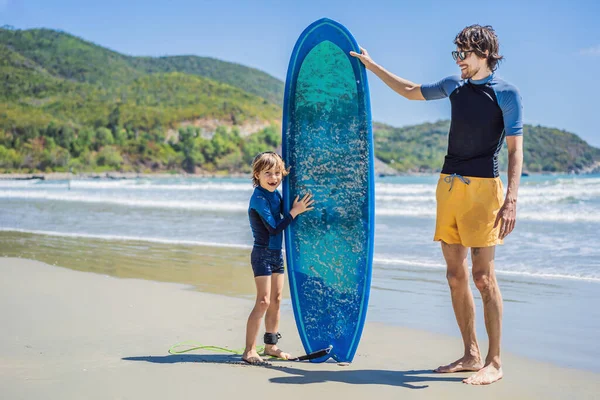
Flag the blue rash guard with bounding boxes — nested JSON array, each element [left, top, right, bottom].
[[248, 186, 293, 250], [420, 74, 523, 178]]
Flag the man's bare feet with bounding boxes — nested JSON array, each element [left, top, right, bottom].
[[263, 345, 291, 360], [434, 355, 483, 373], [242, 349, 268, 365], [463, 362, 503, 385]]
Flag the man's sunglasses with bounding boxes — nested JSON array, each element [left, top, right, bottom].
[[452, 50, 475, 61]]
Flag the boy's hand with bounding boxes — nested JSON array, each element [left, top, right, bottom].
[[290, 193, 314, 218]]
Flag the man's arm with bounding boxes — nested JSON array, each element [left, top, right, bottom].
[[495, 135, 523, 239], [350, 47, 425, 101]]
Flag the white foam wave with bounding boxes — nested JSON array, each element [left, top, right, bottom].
[[375, 184, 435, 195], [519, 210, 600, 222], [0, 191, 247, 212], [0, 180, 252, 192], [70, 181, 252, 192], [373, 256, 600, 282], [374, 257, 445, 268], [377, 195, 435, 203], [3, 190, 598, 222], [375, 207, 437, 217], [2, 178, 599, 204], [0, 180, 42, 187]]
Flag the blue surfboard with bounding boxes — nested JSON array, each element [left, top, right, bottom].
[[282, 18, 375, 363]]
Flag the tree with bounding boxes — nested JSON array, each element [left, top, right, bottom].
[[179, 127, 197, 173], [95, 127, 114, 149], [97, 146, 123, 169]]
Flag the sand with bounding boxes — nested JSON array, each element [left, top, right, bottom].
[[1, 257, 598, 400]]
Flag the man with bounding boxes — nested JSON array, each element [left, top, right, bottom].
[[351, 24, 523, 385]]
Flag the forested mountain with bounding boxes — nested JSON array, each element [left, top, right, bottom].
[[2, 26, 598, 175]]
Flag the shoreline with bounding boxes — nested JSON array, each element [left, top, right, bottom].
[[1, 256, 599, 399], [1, 228, 598, 284], [0, 170, 596, 181]]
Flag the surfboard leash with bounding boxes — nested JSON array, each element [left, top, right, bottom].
[[168, 341, 332, 362]]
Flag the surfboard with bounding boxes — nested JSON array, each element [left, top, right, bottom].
[[282, 18, 375, 363]]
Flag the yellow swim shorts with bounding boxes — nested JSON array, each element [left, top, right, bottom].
[[434, 173, 505, 248]]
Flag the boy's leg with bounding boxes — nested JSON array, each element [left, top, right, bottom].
[[264, 272, 291, 359], [243, 275, 271, 364]]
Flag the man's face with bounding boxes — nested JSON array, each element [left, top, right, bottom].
[[454, 48, 488, 79]]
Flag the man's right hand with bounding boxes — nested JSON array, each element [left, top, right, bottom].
[[290, 193, 314, 218], [350, 47, 375, 70]]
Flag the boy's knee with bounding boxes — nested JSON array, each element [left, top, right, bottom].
[[271, 293, 282, 306], [258, 296, 270, 310]]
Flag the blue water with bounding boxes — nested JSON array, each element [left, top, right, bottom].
[[0, 174, 599, 371]]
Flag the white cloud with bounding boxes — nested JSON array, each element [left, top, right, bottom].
[[579, 45, 600, 56]]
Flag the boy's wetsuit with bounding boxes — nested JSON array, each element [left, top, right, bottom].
[[248, 186, 293, 276]]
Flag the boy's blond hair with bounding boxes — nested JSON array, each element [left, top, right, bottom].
[[252, 152, 289, 187]]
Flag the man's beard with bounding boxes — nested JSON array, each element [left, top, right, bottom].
[[461, 66, 479, 80]]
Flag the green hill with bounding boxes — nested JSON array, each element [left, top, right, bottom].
[[1, 26, 598, 175], [0, 27, 283, 105], [1, 67, 280, 134], [129, 56, 284, 106], [374, 121, 600, 174]]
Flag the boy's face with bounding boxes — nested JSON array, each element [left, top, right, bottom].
[[256, 167, 282, 192]]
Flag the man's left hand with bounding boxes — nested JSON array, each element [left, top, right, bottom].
[[494, 199, 517, 239]]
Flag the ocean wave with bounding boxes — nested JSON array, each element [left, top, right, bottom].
[[2, 190, 599, 221], [373, 256, 600, 282], [0, 180, 253, 192], [0, 191, 247, 212], [2, 178, 599, 202]]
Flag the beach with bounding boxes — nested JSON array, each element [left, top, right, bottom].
[[1, 174, 600, 398], [2, 257, 599, 400]]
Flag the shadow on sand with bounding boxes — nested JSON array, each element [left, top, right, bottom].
[[123, 354, 464, 389]]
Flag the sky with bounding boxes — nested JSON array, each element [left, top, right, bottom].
[[1, 0, 599, 146]]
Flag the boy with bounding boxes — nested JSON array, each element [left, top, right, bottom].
[[243, 151, 314, 364]]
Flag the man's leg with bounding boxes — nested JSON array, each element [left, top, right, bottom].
[[435, 241, 483, 373], [463, 246, 503, 385]]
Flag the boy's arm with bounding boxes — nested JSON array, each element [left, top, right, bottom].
[[253, 196, 293, 236]]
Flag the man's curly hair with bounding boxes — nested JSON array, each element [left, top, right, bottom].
[[455, 24, 504, 71]]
